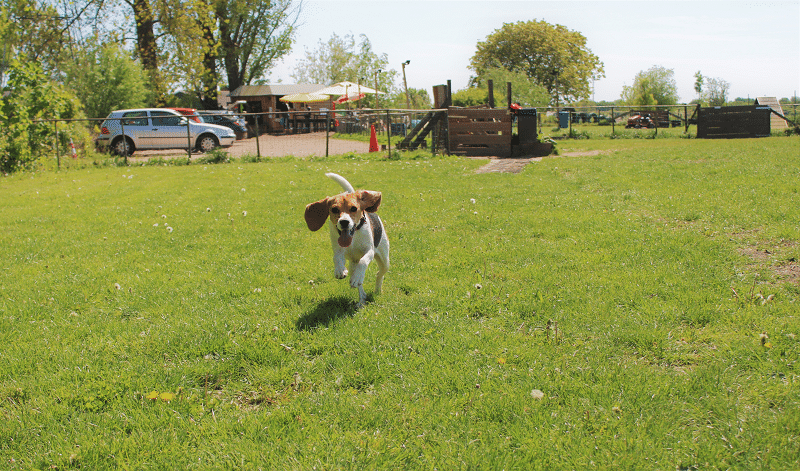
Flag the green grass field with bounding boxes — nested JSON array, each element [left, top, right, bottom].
[[1, 137, 798, 469]]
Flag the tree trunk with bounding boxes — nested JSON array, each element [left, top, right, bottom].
[[132, 0, 165, 105]]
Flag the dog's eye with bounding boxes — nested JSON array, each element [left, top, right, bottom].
[[331, 208, 340, 215], [349, 206, 357, 213]]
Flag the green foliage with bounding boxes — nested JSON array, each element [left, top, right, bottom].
[[62, 41, 150, 119], [0, 58, 84, 173], [470, 20, 605, 104], [292, 33, 398, 93], [471, 67, 551, 107], [621, 65, 680, 107], [385, 88, 432, 109]]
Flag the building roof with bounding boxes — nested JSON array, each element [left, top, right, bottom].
[[230, 84, 326, 97]]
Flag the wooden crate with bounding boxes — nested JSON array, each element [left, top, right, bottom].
[[447, 108, 512, 157]]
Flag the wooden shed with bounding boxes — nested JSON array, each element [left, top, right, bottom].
[[754, 97, 788, 131], [230, 84, 328, 113]]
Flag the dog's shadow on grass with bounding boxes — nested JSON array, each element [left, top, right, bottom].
[[296, 296, 364, 331]]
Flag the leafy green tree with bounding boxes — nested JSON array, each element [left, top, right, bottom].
[[469, 20, 604, 105], [291, 33, 397, 91], [621, 66, 679, 107], [385, 88, 431, 109], [62, 41, 150, 118], [1, 59, 83, 173], [0, 0, 72, 77], [702, 76, 730, 106], [694, 71, 704, 100], [470, 67, 550, 107]]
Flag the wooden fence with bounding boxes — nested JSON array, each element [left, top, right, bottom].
[[447, 107, 512, 157]]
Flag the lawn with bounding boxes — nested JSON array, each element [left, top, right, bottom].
[[1, 137, 798, 469]]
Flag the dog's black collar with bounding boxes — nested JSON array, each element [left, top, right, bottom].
[[337, 215, 367, 236]]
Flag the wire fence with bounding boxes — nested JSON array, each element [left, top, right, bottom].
[[27, 103, 800, 169]]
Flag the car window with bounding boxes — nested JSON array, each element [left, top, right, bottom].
[[121, 111, 148, 126], [151, 110, 184, 126]]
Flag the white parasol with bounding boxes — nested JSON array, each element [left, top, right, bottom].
[[279, 92, 330, 103], [315, 81, 385, 96]]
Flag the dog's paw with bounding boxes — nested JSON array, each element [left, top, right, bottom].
[[335, 269, 348, 279]]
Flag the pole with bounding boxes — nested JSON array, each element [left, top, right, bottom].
[[611, 107, 615, 134], [374, 69, 381, 109], [325, 112, 330, 158], [402, 60, 410, 109], [386, 109, 391, 158], [186, 117, 192, 161], [53, 120, 60, 170], [255, 114, 261, 159]]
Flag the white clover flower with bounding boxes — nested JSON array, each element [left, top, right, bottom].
[[206, 207, 211, 212], [153, 223, 159, 227], [242, 211, 247, 217], [162, 214, 167, 219], [470, 198, 476, 204], [114, 283, 122, 290], [166, 226, 173, 233]]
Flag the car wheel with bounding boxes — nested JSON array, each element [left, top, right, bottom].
[[196, 134, 219, 153], [111, 137, 134, 156]]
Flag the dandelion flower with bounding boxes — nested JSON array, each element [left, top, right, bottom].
[[146, 391, 159, 400], [530, 389, 545, 400], [159, 392, 175, 402], [497, 357, 506, 365]]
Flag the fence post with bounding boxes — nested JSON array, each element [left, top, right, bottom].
[[255, 114, 261, 160], [684, 105, 689, 134], [386, 109, 391, 158], [325, 111, 330, 158], [186, 117, 192, 161], [611, 107, 615, 134], [54, 120, 60, 170]]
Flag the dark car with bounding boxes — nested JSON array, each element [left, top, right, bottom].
[[198, 111, 248, 139]]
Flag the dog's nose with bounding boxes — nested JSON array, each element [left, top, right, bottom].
[[340, 219, 350, 229]]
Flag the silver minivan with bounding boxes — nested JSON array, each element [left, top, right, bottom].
[[97, 108, 236, 155]]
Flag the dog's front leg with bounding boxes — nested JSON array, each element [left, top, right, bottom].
[[350, 250, 375, 306], [333, 248, 348, 279]]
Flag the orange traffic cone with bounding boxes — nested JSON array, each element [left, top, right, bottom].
[[369, 124, 379, 153]]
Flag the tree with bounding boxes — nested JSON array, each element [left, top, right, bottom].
[[62, 41, 150, 118], [385, 88, 431, 109], [291, 33, 397, 91], [702, 76, 730, 106], [694, 71, 704, 100], [469, 20, 604, 105], [1, 58, 83, 173], [0, 0, 72, 78], [621, 66, 679, 107], [470, 67, 550, 107]]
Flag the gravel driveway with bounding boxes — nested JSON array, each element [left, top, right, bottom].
[[130, 132, 371, 160]]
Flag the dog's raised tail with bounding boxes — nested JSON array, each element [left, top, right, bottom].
[[325, 173, 355, 194]]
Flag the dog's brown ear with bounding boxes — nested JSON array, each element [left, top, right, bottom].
[[358, 190, 382, 213], [304, 199, 330, 231]]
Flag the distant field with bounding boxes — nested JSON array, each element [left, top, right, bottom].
[[1, 137, 798, 469]]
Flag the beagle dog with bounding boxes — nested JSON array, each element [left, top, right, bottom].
[[304, 173, 390, 307]]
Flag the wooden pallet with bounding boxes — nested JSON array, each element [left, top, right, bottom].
[[447, 108, 512, 157]]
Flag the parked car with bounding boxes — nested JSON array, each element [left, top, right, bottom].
[[197, 112, 248, 139], [169, 107, 203, 123], [96, 108, 236, 155]]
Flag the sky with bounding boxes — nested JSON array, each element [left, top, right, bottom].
[[269, 0, 800, 103]]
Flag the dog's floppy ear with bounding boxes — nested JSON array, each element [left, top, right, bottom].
[[304, 198, 330, 231], [358, 190, 382, 213]]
